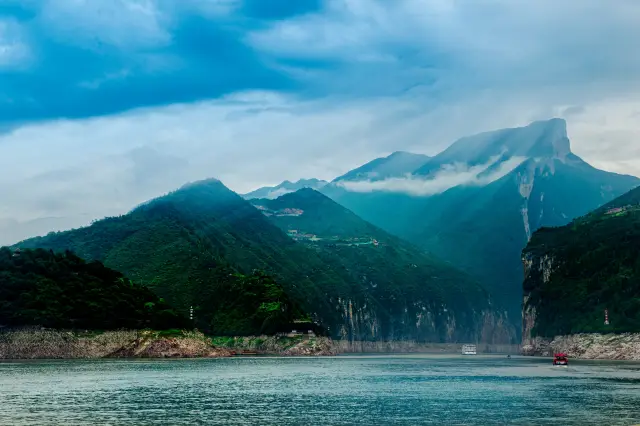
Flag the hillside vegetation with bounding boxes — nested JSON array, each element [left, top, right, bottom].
[[252, 189, 514, 343], [0, 247, 188, 330], [18, 180, 511, 342], [523, 186, 640, 337]]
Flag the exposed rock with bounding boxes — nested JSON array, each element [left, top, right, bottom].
[[107, 331, 233, 358], [521, 333, 640, 360], [283, 337, 337, 356], [0, 329, 233, 359]]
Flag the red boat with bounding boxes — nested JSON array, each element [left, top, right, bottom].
[[553, 353, 568, 366]]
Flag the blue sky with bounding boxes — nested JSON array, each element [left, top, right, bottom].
[[1, 0, 640, 243]]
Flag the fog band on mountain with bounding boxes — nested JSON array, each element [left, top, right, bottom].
[[336, 155, 527, 196]]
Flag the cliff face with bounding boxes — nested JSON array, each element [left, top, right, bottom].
[[521, 252, 558, 347], [332, 297, 516, 344]]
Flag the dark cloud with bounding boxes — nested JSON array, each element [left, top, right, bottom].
[[0, 1, 299, 123]]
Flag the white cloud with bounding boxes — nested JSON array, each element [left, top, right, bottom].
[[263, 188, 295, 199], [337, 155, 527, 196], [249, 0, 640, 102], [2, 89, 640, 246], [3, 1, 640, 244]]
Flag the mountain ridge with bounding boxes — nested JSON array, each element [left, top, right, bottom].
[[16, 179, 515, 343]]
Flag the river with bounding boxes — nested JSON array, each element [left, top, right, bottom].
[[1, 355, 639, 425]]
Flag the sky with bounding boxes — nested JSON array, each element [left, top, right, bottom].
[[1, 0, 640, 244]]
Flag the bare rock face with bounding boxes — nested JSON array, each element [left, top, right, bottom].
[[521, 333, 640, 360], [283, 337, 338, 356], [549, 333, 640, 360], [0, 329, 233, 359], [108, 331, 234, 358]]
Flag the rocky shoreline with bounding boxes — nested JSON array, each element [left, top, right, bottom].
[[521, 333, 640, 361], [0, 329, 525, 359], [0, 329, 336, 359]]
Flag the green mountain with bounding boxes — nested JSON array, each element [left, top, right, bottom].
[[15, 180, 335, 336], [318, 119, 639, 327], [0, 247, 188, 330], [251, 188, 515, 343], [17, 180, 513, 342], [522, 186, 640, 341]]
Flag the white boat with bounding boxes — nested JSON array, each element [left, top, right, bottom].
[[462, 344, 477, 355]]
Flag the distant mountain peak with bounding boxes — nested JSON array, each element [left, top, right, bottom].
[[178, 178, 223, 190], [413, 118, 572, 178], [333, 151, 431, 182], [242, 178, 328, 200]]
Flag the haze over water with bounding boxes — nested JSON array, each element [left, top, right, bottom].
[[1, 355, 639, 425]]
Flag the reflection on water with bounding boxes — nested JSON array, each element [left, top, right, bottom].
[[1, 355, 639, 425]]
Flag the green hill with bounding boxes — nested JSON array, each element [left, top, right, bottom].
[[522, 185, 640, 339], [17, 180, 513, 342], [251, 188, 515, 343], [0, 247, 188, 330]]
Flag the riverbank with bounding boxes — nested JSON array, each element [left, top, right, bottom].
[[1, 328, 522, 359], [521, 333, 640, 360], [0, 329, 336, 359]]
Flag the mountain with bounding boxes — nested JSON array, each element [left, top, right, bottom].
[[0, 247, 188, 330], [333, 151, 430, 182], [15, 179, 337, 336], [16, 180, 513, 343], [251, 188, 515, 343], [522, 186, 640, 343], [318, 119, 640, 326], [243, 178, 327, 200]]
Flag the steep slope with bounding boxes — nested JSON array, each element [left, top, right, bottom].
[[0, 247, 188, 330], [243, 178, 327, 200], [522, 186, 640, 343], [319, 119, 639, 327], [251, 189, 515, 343]]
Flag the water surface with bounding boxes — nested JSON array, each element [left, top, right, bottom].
[[1, 355, 639, 425]]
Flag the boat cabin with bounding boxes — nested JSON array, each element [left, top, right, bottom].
[[461, 344, 477, 355]]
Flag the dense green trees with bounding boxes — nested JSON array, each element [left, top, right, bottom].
[[16, 179, 503, 341], [524, 188, 640, 337], [201, 270, 305, 336], [0, 247, 188, 330]]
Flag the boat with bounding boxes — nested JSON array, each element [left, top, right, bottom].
[[462, 344, 477, 355], [553, 353, 568, 366]]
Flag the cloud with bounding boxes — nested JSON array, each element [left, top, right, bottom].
[[337, 155, 527, 196], [0, 0, 298, 122], [248, 0, 640, 99], [263, 188, 295, 199], [2, 1, 640, 244]]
